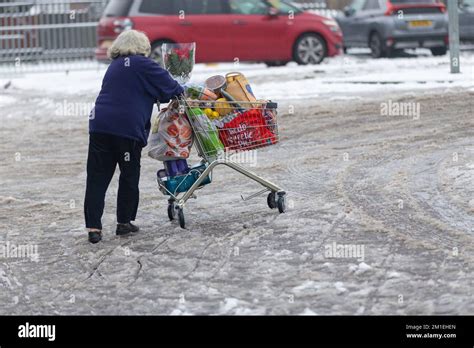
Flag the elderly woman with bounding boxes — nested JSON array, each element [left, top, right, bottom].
[[85, 30, 183, 244]]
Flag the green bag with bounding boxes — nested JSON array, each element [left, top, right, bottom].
[[187, 108, 224, 157]]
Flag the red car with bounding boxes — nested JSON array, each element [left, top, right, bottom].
[[96, 0, 343, 65]]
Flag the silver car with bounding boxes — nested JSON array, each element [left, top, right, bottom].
[[460, 0, 474, 42], [336, 0, 449, 57]]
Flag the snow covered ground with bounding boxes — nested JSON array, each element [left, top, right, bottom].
[[0, 52, 473, 315]]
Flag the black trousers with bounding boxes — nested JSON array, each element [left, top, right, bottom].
[[84, 133, 142, 230]]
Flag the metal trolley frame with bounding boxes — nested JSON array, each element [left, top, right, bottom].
[[158, 96, 286, 228]]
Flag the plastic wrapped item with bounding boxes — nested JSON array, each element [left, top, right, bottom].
[[186, 107, 224, 157], [218, 109, 278, 151], [211, 111, 239, 128], [184, 84, 218, 101], [148, 106, 193, 161], [162, 42, 196, 84]]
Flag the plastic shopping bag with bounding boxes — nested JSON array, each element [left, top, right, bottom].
[[186, 108, 224, 157], [148, 106, 193, 161]]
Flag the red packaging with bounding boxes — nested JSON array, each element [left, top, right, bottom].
[[218, 109, 277, 151]]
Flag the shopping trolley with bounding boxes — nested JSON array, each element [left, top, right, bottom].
[[157, 96, 286, 228]]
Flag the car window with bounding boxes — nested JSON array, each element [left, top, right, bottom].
[[229, 0, 268, 15], [461, 0, 474, 13], [183, 0, 229, 14], [139, 0, 178, 15], [351, 0, 366, 12], [104, 0, 133, 17], [363, 0, 380, 10], [269, 0, 302, 14]]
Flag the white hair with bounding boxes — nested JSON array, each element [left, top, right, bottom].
[[107, 30, 151, 59]]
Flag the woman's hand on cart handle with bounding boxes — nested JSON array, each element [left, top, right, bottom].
[[168, 99, 180, 109]]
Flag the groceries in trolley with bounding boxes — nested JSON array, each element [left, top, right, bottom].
[[185, 72, 279, 153], [148, 71, 279, 162]]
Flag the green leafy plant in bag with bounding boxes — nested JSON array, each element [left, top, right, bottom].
[[162, 43, 195, 84]]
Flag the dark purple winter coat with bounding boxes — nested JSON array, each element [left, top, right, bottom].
[[90, 55, 183, 146]]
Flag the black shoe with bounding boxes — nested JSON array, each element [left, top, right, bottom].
[[88, 231, 102, 244], [116, 222, 140, 236]]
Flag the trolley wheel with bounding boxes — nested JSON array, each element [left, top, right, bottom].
[[267, 192, 277, 209], [167, 201, 176, 221], [178, 207, 186, 229], [277, 194, 286, 214]]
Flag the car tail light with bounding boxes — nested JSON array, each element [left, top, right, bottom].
[[434, 0, 447, 12], [444, 35, 449, 45], [384, 1, 394, 15], [113, 18, 134, 33], [386, 37, 394, 47]]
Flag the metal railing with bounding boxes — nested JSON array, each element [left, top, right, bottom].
[[0, 0, 108, 76]]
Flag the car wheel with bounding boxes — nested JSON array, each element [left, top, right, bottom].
[[293, 33, 327, 65], [150, 40, 173, 66], [265, 61, 289, 67], [430, 47, 447, 56], [369, 32, 388, 58]]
